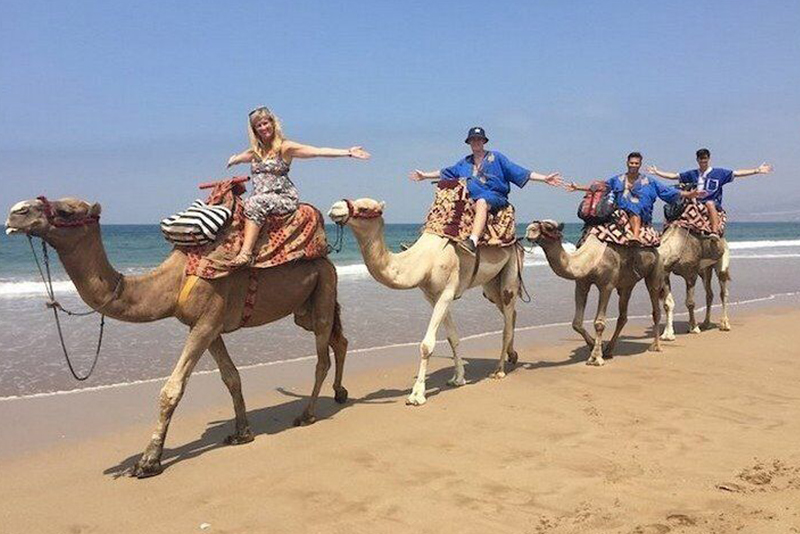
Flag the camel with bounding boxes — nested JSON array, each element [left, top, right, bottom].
[[327, 198, 523, 406], [5, 197, 348, 478], [525, 220, 663, 366], [658, 225, 730, 340]]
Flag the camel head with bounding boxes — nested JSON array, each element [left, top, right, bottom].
[[525, 220, 564, 244], [327, 198, 385, 228], [5, 197, 102, 247]]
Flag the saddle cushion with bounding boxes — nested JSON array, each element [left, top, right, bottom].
[[183, 180, 328, 279], [667, 200, 727, 236], [579, 209, 661, 248], [423, 180, 517, 247]]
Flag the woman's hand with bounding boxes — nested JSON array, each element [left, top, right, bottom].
[[227, 155, 238, 168], [348, 146, 371, 160]]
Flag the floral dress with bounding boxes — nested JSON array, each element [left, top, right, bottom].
[[243, 155, 300, 224]]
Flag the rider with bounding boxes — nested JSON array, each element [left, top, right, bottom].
[[409, 126, 561, 254]]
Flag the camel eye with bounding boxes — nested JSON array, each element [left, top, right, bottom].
[[56, 209, 72, 218]]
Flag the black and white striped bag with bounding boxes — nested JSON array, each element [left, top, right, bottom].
[[160, 200, 232, 246]]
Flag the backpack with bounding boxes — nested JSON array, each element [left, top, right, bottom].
[[160, 200, 232, 246], [577, 181, 616, 225]]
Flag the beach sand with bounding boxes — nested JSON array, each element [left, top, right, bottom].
[[1, 300, 799, 533]]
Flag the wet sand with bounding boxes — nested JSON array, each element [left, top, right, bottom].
[[1, 296, 799, 533]]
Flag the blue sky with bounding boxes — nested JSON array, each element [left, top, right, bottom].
[[2, 0, 799, 223]]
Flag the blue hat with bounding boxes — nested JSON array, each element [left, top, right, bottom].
[[465, 126, 489, 143]]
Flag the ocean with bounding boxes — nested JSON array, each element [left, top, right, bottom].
[[2, 222, 800, 398]]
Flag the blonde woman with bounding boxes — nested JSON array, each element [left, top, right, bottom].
[[227, 106, 370, 266]]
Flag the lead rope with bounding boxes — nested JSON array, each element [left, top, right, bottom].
[[515, 241, 532, 303], [327, 223, 345, 253], [27, 236, 104, 381]]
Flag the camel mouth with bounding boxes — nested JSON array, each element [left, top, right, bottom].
[[5, 226, 20, 235], [327, 202, 349, 224]]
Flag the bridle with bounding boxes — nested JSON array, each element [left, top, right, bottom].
[[24, 197, 111, 381], [338, 199, 383, 225], [327, 199, 384, 254], [37, 196, 100, 228]]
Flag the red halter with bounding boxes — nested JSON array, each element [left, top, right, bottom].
[[341, 199, 383, 224], [37, 196, 100, 228]]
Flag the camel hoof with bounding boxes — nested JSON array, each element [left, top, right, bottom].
[[293, 413, 317, 427], [224, 428, 255, 445], [648, 343, 662, 353], [586, 357, 605, 367], [689, 326, 701, 334], [447, 376, 466, 387], [507, 352, 519, 365], [489, 370, 506, 379], [334, 387, 349, 404], [130, 458, 163, 479], [405, 395, 426, 406], [660, 332, 676, 341], [700, 321, 713, 331], [719, 320, 731, 332]]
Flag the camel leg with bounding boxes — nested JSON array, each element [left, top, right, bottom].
[[660, 277, 676, 341], [408, 288, 455, 406], [588, 286, 613, 366], [132, 322, 220, 478], [572, 281, 595, 347], [700, 267, 714, 330], [294, 285, 341, 426], [717, 265, 732, 331], [685, 274, 701, 334], [645, 268, 663, 353], [423, 291, 465, 387], [208, 336, 254, 445], [330, 315, 349, 404], [604, 287, 632, 357], [443, 312, 466, 387]]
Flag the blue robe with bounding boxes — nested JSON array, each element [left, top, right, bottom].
[[440, 151, 530, 211], [605, 173, 681, 225]]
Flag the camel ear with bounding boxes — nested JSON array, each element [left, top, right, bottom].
[[89, 203, 102, 217], [378, 201, 386, 212]]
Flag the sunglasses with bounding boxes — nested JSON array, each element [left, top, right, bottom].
[[249, 106, 273, 117]]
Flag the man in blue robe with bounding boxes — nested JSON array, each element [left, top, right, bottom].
[[410, 127, 562, 254]]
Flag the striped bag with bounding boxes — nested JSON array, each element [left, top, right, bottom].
[[160, 200, 232, 246]]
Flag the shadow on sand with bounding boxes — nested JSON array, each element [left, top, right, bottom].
[[105, 329, 679, 478]]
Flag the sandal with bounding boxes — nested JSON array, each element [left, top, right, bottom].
[[230, 251, 254, 268]]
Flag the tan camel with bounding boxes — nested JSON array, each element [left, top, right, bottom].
[[525, 220, 663, 366], [5, 197, 348, 478], [327, 198, 523, 406], [658, 225, 730, 340]]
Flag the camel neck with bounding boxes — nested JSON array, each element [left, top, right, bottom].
[[348, 219, 423, 290], [539, 236, 606, 280], [54, 225, 180, 322]]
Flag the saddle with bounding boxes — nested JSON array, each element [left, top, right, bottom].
[[579, 209, 661, 248], [666, 200, 727, 236], [423, 180, 517, 247], [182, 180, 328, 279]]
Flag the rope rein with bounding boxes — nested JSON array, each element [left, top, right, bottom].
[[26, 226, 116, 381]]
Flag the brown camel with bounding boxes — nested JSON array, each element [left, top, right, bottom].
[[525, 220, 663, 365], [327, 198, 523, 406], [5, 197, 348, 478], [658, 225, 730, 340]]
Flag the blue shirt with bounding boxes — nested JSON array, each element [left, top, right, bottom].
[[440, 151, 530, 210], [605, 173, 681, 225], [678, 167, 734, 208]]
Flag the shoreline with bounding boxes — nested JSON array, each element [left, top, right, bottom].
[[1, 299, 799, 532], [2, 289, 797, 404]]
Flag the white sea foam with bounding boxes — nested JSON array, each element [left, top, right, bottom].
[[2, 239, 798, 297]]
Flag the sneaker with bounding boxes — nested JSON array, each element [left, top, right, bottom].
[[458, 239, 477, 256]]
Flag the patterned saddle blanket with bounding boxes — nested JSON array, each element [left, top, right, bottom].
[[579, 209, 661, 248], [667, 200, 727, 236], [423, 180, 517, 247], [182, 180, 328, 279]]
